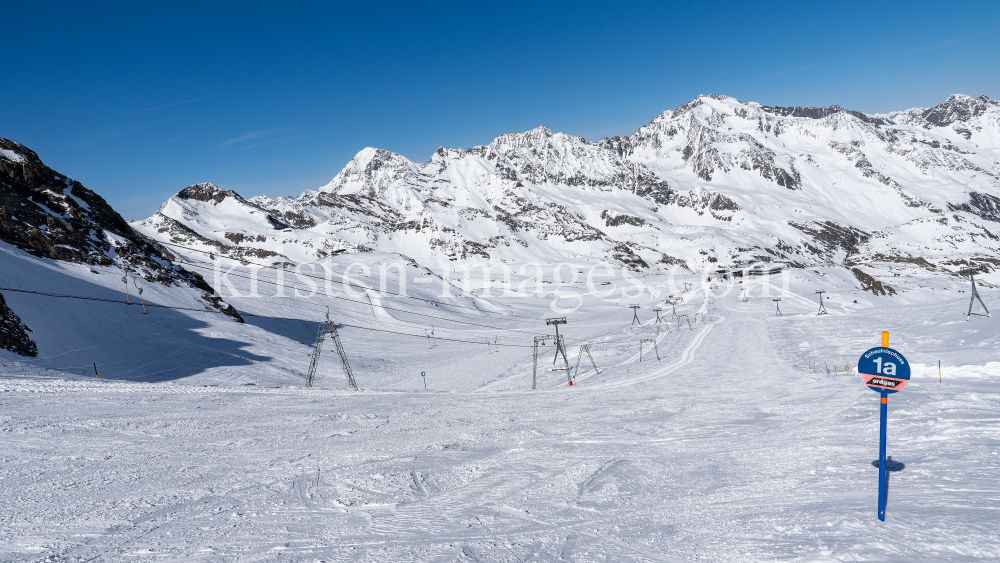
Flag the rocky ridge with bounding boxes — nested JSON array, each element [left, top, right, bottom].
[[0, 138, 243, 323], [134, 93, 1000, 284], [0, 291, 36, 356]]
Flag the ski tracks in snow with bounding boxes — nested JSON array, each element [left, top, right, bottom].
[[574, 315, 719, 390]]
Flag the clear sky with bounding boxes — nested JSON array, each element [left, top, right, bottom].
[[2, 1, 998, 219]]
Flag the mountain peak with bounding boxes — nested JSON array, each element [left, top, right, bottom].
[[670, 94, 742, 115], [526, 124, 554, 136], [175, 182, 245, 205], [946, 93, 975, 103], [337, 147, 415, 173], [488, 125, 555, 151], [921, 93, 998, 127], [0, 138, 40, 165], [319, 147, 417, 196]]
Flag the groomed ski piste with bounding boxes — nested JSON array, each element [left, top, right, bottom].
[[2, 243, 999, 562]]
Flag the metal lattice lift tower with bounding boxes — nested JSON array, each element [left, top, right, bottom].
[[546, 317, 573, 385], [668, 298, 678, 318], [306, 310, 358, 390], [653, 307, 666, 330], [630, 304, 642, 328], [573, 344, 600, 377], [815, 290, 828, 316], [640, 338, 660, 362], [773, 298, 782, 316], [962, 268, 991, 320]]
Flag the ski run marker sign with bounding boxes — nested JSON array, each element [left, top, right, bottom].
[[857, 347, 910, 393]]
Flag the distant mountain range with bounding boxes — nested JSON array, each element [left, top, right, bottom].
[[4, 92, 1000, 297], [129, 94, 1000, 285]]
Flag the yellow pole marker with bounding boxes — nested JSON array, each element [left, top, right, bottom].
[[939, 360, 942, 382], [882, 331, 889, 347]]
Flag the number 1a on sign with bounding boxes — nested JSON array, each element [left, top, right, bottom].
[[873, 357, 896, 376]]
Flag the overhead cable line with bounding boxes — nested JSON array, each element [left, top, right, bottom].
[[0, 232, 549, 337], [170, 255, 551, 336], [1, 207, 541, 320], [0, 285, 536, 348], [1, 231, 664, 341], [154, 238, 541, 319]]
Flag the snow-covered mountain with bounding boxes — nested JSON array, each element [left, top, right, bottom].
[[0, 136, 243, 357], [135, 94, 1000, 283]]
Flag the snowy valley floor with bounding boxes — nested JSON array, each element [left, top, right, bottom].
[[2, 267, 1000, 562]]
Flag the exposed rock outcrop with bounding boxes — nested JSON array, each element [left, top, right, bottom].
[[0, 292, 37, 357], [0, 139, 243, 322]]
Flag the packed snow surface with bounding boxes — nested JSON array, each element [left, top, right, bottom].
[[2, 240, 999, 561]]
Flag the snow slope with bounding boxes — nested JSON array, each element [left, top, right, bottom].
[[2, 266, 998, 561]]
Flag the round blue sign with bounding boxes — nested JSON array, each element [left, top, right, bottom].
[[421, 371, 426, 377], [857, 347, 910, 393]]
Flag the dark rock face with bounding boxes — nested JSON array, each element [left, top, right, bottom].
[[669, 190, 740, 222], [0, 138, 243, 323], [921, 95, 999, 127], [852, 268, 896, 296], [738, 135, 802, 190], [608, 242, 648, 270], [1, 138, 138, 266], [177, 182, 245, 204], [791, 221, 871, 259], [0, 292, 37, 357], [760, 104, 888, 126], [601, 210, 647, 227], [948, 191, 1000, 223]]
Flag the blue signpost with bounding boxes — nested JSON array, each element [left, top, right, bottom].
[[421, 371, 426, 390], [857, 331, 910, 521]]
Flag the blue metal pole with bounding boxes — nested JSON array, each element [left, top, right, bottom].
[[878, 392, 887, 521]]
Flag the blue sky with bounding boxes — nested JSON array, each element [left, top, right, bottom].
[[2, 1, 998, 219]]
